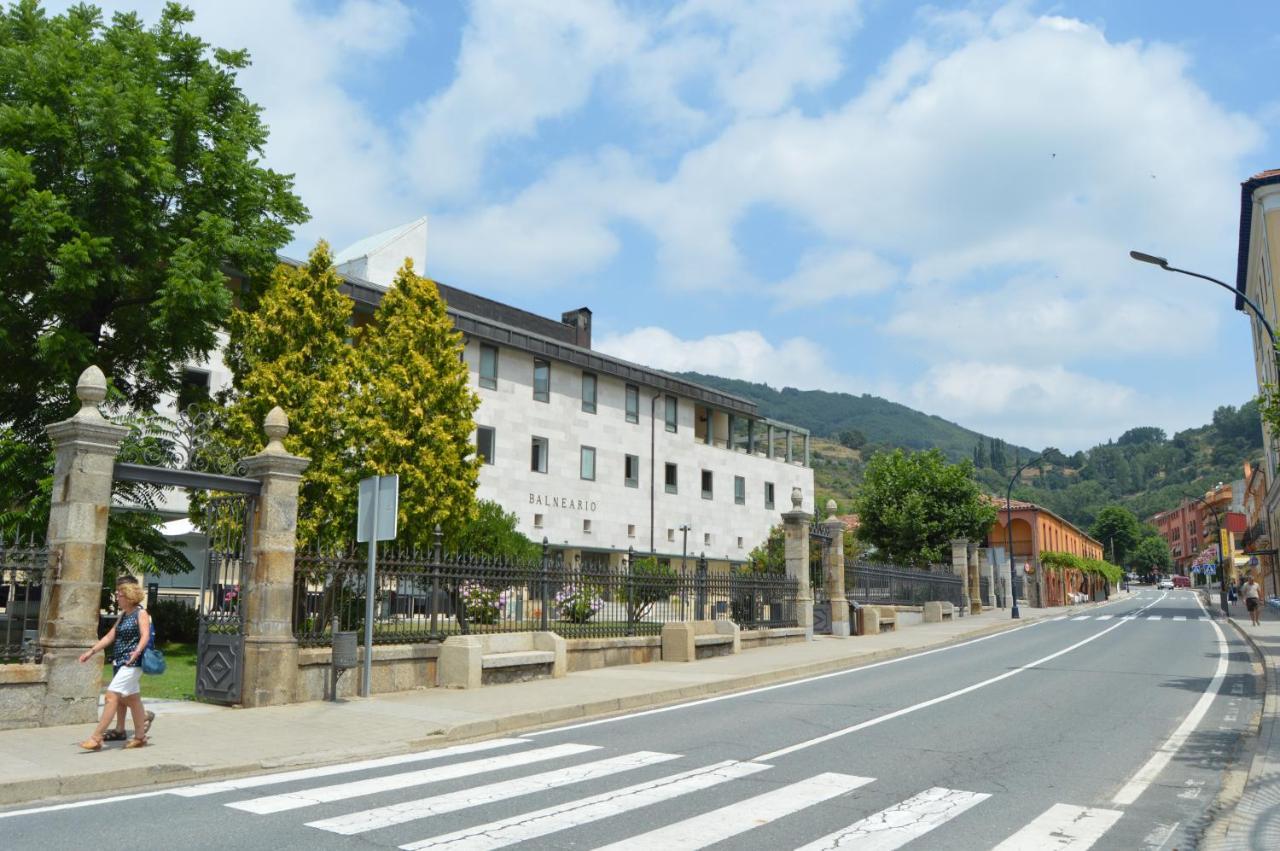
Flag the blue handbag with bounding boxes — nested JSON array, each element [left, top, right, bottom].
[[141, 624, 166, 675]]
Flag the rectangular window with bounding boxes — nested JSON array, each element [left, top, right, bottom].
[[665, 395, 678, 432], [533, 359, 550, 402], [583, 519, 592, 534], [703, 532, 711, 546], [479, 344, 498, 389], [701, 470, 713, 500], [534, 513, 544, 528], [476, 426, 495, 465], [628, 524, 636, 538], [665, 462, 678, 494], [667, 528, 675, 543], [764, 482, 775, 510], [625, 384, 639, 423], [531, 437, 548, 474], [734, 475, 745, 505], [581, 372, 597, 414], [737, 536, 744, 549], [580, 446, 596, 481], [624, 454, 639, 488], [177, 369, 211, 412]]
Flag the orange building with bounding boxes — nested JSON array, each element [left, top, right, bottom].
[[983, 497, 1104, 607]]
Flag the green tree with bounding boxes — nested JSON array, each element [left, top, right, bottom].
[[746, 525, 786, 573], [619, 556, 678, 620], [443, 500, 540, 561], [837, 429, 867, 450], [218, 243, 359, 549], [1089, 505, 1141, 565], [852, 449, 996, 566], [353, 260, 481, 547], [0, 1, 305, 443], [1129, 535, 1172, 574]]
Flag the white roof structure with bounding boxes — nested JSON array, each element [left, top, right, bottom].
[[334, 216, 427, 288]]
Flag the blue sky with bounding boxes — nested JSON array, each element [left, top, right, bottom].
[[59, 1, 1280, 451]]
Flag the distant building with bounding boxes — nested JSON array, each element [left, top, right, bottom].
[[982, 496, 1103, 607]]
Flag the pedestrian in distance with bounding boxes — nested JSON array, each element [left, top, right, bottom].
[[1243, 574, 1263, 627], [77, 580, 153, 750]]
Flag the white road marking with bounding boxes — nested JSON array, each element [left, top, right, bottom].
[[1095, 615, 1113, 621], [1111, 594, 1229, 806], [755, 616, 1131, 761], [1071, 616, 1092, 621], [305, 750, 680, 835], [1173, 616, 1187, 621], [1147, 616, 1163, 621], [0, 790, 167, 820], [1052, 616, 1069, 622], [795, 786, 990, 850], [592, 772, 873, 851], [992, 803, 1123, 849], [170, 738, 529, 798], [227, 743, 599, 814], [398, 760, 770, 850]]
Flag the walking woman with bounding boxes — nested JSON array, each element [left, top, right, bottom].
[[1243, 574, 1263, 627], [77, 581, 151, 750]]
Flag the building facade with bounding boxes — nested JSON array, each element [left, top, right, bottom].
[[1150, 501, 1204, 573], [984, 497, 1104, 607]]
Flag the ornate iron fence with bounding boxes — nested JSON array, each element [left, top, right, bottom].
[[1, 535, 49, 663], [844, 561, 962, 607], [292, 542, 800, 646]]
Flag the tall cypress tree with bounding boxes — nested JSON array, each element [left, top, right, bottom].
[[354, 260, 480, 546], [218, 242, 358, 549]]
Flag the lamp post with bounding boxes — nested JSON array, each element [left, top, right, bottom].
[[1189, 494, 1229, 618], [1006, 456, 1040, 619]]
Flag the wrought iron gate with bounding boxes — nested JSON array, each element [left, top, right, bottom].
[[196, 495, 254, 703]]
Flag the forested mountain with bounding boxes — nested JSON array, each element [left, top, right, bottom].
[[678, 372, 1265, 530]]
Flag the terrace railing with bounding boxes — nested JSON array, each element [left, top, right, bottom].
[[844, 560, 963, 608]]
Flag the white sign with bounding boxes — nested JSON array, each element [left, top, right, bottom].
[[357, 474, 399, 542]]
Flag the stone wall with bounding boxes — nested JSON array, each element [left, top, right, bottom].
[[739, 627, 808, 649], [295, 645, 438, 702], [564, 636, 661, 671], [0, 664, 47, 731]]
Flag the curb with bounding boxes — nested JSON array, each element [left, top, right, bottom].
[[0, 603, 1106, 810]]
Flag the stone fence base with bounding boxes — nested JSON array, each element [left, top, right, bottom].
[[0, 664, 47, 731]]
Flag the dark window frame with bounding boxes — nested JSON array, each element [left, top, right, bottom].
[[701, 469, 713, 500], [476, 426, 495, 465], [533, 359, 551, 402], [580, 445, 596, 481], [479, 343, 498, 389], [581, 372, 597, 414], [734, 475, 745, 505], [665, 395, 678, 433], [625, 384, 639, 423], [665, 462, 678, 494], [531, 436, 549, 474], [625, 454, 639, 488]]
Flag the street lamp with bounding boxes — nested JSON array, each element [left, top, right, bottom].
[[1129, 250, 1278, 360], [1189, 493, 1229, 618], [1006, 456, 1040, 619]]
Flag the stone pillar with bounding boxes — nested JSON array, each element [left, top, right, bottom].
[[820, 500, 849, 637], [967, 542, 982, 614], [950, 539, 970, 617], [783, 487, 814, 640], [39, 366, 129, 725], [978, 547, 995, 608], [239, 407, 310, 708]]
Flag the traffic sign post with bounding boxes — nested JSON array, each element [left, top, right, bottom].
[[357, 474, 398, 697]]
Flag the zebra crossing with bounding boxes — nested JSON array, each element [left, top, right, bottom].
[[1049, 613, 1204, 622], [174, 735, 1133, 849]]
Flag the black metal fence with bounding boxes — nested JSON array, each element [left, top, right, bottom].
[[1, 535, 48, 663], [293, 543, 801, 647], [844, 561, 963, 607]]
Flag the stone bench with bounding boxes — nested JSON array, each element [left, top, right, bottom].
[[437, 632, 566, 688], [922, 601, 955, 623], [662, 620, 741, 661], [860, 605, 898, 635]]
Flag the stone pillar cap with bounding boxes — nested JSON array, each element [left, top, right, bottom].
[[263, 406, 289, 453], [825, 498, 837, 518], [791, 487, 804, 510], [74, 365, 108, 420]]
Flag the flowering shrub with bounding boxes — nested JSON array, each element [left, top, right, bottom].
[[460, 581, 505, 625], [555, 584, 602, 624]]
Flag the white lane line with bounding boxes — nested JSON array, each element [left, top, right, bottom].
[[795, 786, 990, 850], [593, 772, 872, 851], [0, 790, 167, 820], [992, 803, 1122, 849], [754, 617, 1131, 761], [526, 619, 1044, 738], [227, 743, 599, 814], [305, 750, 680, 835], [398, 760, 771, 850], [1071, 616, 1092, 621], [1095, 615, 1113, 621], [1112, 594, 1229, 806], [170, 738, 529, 798]]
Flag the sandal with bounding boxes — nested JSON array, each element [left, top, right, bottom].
[[102, 729, 127, 742], [79, 736, 103, 752], [143, 710, 155, 735], [123, 737, 147, 749]]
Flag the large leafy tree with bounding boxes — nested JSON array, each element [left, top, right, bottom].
[[853, 449, 996, 566], [1089, 505, 1141, 565], [354, 261, 481, 548], [217, 243, 358, 550], [0, 2, 304, 546], [1129, 535, 1172, 575]]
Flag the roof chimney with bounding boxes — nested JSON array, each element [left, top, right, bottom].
[[561, 307, 592, 349]]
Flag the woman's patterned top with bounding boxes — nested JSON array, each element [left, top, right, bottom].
[[114, 608, 142, 667]]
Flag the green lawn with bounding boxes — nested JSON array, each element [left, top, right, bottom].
[[101, 641, 197, 700]]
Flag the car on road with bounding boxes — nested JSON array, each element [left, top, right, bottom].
[[1158, 578, 1175, 590]]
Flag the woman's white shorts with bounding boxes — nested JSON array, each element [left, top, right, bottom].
[[107, 665, 143, 697]]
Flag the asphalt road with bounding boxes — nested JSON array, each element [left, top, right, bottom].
[[1, 588, 1261, 849]]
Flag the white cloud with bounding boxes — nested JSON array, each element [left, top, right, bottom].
[[595, 326, 856, 393], [771, 248, 898, 308]]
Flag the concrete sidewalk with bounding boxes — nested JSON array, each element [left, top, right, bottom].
[[0, 598, 1114, 809], [1205, 593, 1280, 850]]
